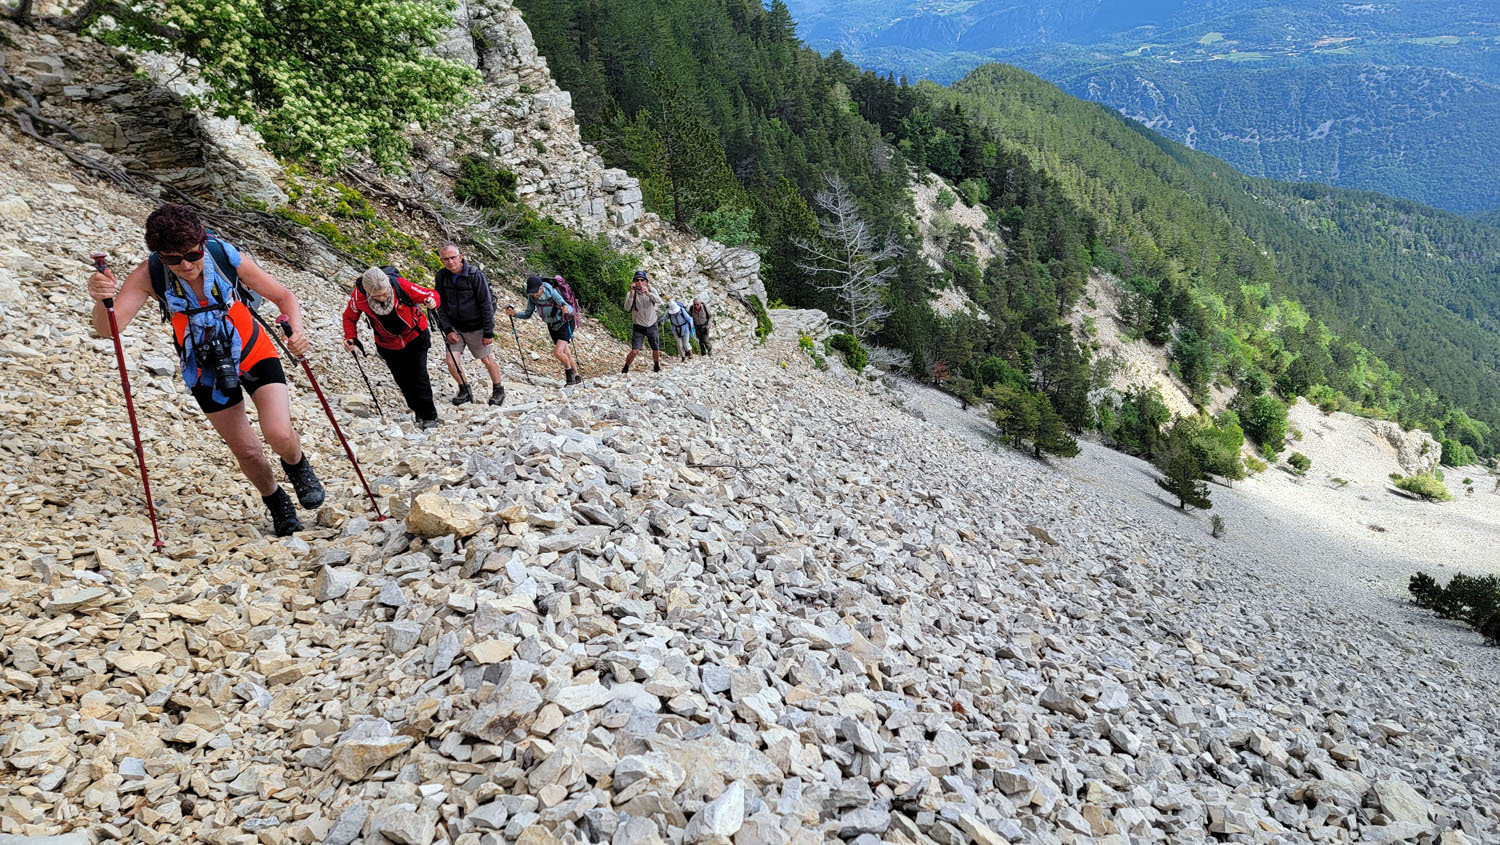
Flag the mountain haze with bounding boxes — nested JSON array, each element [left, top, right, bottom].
[[786, 0, 1500, 214]]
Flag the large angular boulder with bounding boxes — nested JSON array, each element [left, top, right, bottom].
[[406, 492, 485, 538]]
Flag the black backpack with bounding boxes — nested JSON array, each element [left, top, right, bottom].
[[147, 235, 263, 322]]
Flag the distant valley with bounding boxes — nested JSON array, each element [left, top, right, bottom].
[[785, 0, 1500, 213]]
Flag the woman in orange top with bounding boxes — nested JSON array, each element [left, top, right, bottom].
[[87, 203, 321, 537]]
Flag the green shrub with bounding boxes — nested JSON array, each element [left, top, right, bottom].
[[826, 333, 868, 371], [798, 334, 826, 368], [745, 295, 774, 341], [453, 155, 517, 209], [1288, 452, 1311, 475], [1393, 472, 1453, 502], [936, 188, 957, 210], [1245, 455, 1268, 475], [1239, 393, 1289, 456]]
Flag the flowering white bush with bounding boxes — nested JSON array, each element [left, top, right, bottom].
[[92, 0, 479, 170]]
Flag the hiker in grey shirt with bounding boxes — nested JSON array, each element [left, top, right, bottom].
[[622, 269, 663, 373]]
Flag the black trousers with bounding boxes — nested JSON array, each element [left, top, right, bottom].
[[377, 330, 437, 422], [696, 324, 711, 354]]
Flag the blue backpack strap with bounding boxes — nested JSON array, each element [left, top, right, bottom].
[[150, 236, 259, 319], [204, 235, 266, 312]]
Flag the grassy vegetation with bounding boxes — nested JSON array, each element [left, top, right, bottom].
[[1392, 472, 1453, 502], [277, 163, 441, 280]]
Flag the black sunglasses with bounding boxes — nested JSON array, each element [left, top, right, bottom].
[[159, 249, 205, 266]]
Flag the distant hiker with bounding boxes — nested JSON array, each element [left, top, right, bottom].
[[505, 274, 579, 385], [689, 296, 712, 355], [432, 243, 504, 406], [665, 299, 695, 362], [86, 202, 324, 537], [343, 266, 441, 430], [622, 270, 662, 373]]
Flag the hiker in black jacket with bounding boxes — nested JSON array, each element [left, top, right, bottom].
[[433, 243, 504, 406]]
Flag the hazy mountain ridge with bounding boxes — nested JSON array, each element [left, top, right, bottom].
[[787, 0, 1500, 211]]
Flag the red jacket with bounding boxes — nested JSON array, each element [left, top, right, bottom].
[[343, 275, 439, 350]]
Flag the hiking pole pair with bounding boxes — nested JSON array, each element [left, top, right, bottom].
[[250, 310, 386, 521], [92, 253, 165, 550], [349, 338, 385, 422]]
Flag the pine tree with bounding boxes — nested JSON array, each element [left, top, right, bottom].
[[1034, 396, 1080, 459], [989, 385, 1039, 449], [644, 68, 737, 224], [1156, 431, 1213, 510]]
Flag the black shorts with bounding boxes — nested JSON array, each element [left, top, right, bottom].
[[548, 322, 574, 344], [631, 323, 659, 351], [192, 356, 287, 414]]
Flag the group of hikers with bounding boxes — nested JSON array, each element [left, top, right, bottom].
[[87, 203, 715, 538]]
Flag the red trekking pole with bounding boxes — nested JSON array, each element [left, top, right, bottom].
[[92, 253, 165, 550], [274, 317, 386, 521]]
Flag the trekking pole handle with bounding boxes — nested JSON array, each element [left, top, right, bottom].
[[92, 253, 114, 308], [277, 317, 304, 363]]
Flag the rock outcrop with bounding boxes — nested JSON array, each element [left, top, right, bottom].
[[1366, 417, 1442, 476]]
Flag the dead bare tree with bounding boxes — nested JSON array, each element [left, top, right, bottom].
[[793, 172, 902, 341]]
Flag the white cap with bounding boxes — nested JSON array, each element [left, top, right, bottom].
[[668, 301, 681, 315]]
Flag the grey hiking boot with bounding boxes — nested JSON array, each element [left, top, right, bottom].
[[280, 454, 324, 509], [488, 384, 505, 405], [451, 385, 473, 406]]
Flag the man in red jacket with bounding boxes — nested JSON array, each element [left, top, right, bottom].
[[343, 266, 441, 430]]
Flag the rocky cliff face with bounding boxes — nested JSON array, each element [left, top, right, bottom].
[[426, 0, 766, 304]]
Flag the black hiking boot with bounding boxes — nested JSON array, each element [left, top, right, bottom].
[[653, 362, 661, 373], [451, 385, 473, 406], [281, 453, 324, 509], [488, 384, 505, 406], [564, 368, 579, 386], [418, 417, 439, 431], [263, 487, 303, 536], [621, 363, 630, 374]]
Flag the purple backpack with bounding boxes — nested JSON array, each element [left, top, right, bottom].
[[552, 275, 582, 329]]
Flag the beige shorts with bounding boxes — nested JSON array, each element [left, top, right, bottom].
[[446, 329, 493, 359]]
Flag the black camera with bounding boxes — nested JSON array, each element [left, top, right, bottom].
[[199, 324, 239, 390]]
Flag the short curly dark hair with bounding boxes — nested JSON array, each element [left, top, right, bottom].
[[144, 203, 206, 254]]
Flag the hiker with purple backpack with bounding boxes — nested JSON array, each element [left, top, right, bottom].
[[506, 274, 580, 385]]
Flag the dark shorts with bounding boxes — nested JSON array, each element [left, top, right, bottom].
[[631, 323, 659, 351], [548, 322, 574, 344], [192, 356, 287, 414]]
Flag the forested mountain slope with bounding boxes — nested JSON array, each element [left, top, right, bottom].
[[934, 65, 1500, 449], [785, 0, 1500, 214], [514, 0, 1500, 460]]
